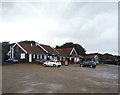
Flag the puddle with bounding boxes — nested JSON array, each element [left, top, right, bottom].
[[81, 88, 87, 92], [46, 84, 63, 93], [91, 72, 118, 79], [21, 81, 63, 93], [18, 89, 29, 93], [18, 87, 35, 93], [23, 75, 32, 79], [47, 91, 53, 93], [85, 78, 117, 86], [30, 82, 44, 86], [27, 88, 36, 92], [85, 78, 101, 86]]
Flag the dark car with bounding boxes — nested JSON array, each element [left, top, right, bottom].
[[34, 59, 46, 65], [6, 58, 19, 63], [80, 58, 96, 68]]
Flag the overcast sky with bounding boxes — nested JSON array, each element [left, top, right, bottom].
[[0, 1, 118, 55]]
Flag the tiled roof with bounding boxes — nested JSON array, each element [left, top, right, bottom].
[[55, 48, 73, 57], [83, 55, 95, 59], [39, 44, 58, 54], [19, 43, 46, 54]]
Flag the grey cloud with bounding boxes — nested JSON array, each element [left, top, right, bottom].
[[1, 2, 118, 55]]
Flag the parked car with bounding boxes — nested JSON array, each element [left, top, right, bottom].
[[43, 60, 61, 67], [80, 58, 96, 68], [34, 59, 46, 65], [6, 58, 19, 63], [65, 61, 69, 65]]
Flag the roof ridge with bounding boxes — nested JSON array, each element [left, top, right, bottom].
[[56, 47, 73, 50], [39, 44, 49, 46]]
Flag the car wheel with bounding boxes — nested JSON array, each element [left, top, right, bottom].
[[58, 65, 61, 67], [90, 66, 93, 68], [80, 64, 83, 67], [44, 64, 47, 67], [53, 64, 56, 67], [93, 66, 96, 68]]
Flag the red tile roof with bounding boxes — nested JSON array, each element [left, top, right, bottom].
[[82, 55, 95, 59], [19, 43, 46, 54], [39, 44, 58, 54], [55, 48, 73, 57]]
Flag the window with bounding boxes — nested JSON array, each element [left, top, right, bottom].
[[42, 55, 44, 59], [74, 58, 76, 61], [21, 53, 25, 59], [37, 54, 39, 59], [50, 56, 52, 59], [40, 55, 42, 59], [63, 57, 65, 61], [77, 58, 80, 61], [44, 55, 46, 59], [59, 57, 61, 60], [54, 57, 57, 60]]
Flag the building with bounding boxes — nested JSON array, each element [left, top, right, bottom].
[[55, 48, 82, 63], [7, 42, 58, 62], [7, 41, 83, 63]]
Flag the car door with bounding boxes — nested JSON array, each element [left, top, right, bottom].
[[45, 61, 49, 66], [50, 61, 54, 66], [85, 61, 89, 66], [48, 61, 51, 66], [88, 61, 92, 66], [47, 61, 52, 66]]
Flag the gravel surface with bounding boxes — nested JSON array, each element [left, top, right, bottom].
[[2, 63, 118, 93]]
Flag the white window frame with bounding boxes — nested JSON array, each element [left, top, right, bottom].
[[33, 54, 36, 59], [63, 57, 65, 61], [74, 58, 77, 61], [21, 53, 25, 59], [44, 55, 47, 59], [77, 58, 80, 61], [59, 56, 61, 60], [54, 56, 57, 60], [37, 54, 39, 59], [50, 56, 52, 59]]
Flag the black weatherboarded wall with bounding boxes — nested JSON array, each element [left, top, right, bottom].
[[14, 45, 29, 62]]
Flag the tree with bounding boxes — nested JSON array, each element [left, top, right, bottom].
[[2, 41, 10, 62], [55, 42, 86, 55], [56, 45, 60, 49], [74, 44, 86, 55]]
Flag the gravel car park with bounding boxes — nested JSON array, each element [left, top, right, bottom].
[[2, 63, 118, 93]]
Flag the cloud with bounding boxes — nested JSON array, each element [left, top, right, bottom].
[[1, 2, 118, 55]]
